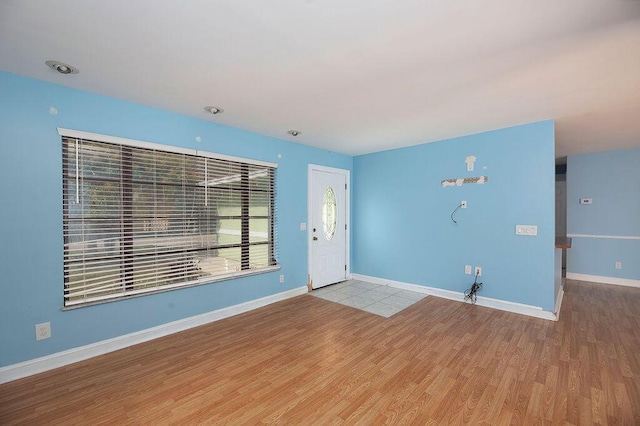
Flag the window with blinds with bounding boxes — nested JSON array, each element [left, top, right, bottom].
[[61, 130, 278, 307]]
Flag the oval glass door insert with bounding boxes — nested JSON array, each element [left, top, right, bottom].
[[322, 187, 337, 240]]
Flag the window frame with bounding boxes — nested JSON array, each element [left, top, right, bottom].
[[59, 128, 279, 308]]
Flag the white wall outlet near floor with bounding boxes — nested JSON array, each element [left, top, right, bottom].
[[465, 265, 472, 274], [461, 200, 467, 209], [474, 267, 482, 277], [279, 274, 285, 283], [300, 222, 307, 231], [35, 322, 51, 340], [615, 262, 622, 269]]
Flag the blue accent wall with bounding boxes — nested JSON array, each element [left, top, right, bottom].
[[0, 71, 352, 366], [0, 69, 559, 368], [566, 148, 640, 280], [352, 121, 556, 311]]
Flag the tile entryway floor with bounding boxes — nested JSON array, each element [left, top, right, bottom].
[[309, 279, 427, 317]]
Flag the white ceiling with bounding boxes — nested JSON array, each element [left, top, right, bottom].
[[1, 0, 639, 158]]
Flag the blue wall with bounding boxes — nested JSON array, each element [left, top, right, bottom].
[[352, 121, 556, 311], [0, 71, 352, 366], [566, 149, 640, 280], [0, 69, 559, 368]]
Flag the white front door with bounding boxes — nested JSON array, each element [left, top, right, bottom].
[[308, 165, 349, 289]]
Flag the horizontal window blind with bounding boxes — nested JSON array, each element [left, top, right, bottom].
[[62, 134, 277, 307]]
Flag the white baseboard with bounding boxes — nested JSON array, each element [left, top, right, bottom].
[[351, 274, 557, 321], [0, 286, 307, 385], [566, 273, 640, 288]]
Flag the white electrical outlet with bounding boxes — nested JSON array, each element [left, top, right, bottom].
[[474, 267, 482, 277], [465, 265, 472, 274], [35, 322, 51, 341], [300, 222, 307, 231], [615, 262, 622, 270], [279, 274, 285, 283], [461, 200, 467, 209]]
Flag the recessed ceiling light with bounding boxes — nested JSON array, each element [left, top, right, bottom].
[[204, 106, 224, 115], [287, 130, 301, 137], [45, 60, 79, 74]]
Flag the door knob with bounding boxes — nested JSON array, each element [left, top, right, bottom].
[[313, 236, 318, 241]]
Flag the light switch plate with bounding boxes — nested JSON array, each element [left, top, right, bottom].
[[516, 225, 538, 236]]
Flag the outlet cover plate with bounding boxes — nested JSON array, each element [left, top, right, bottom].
[[35, 322, 51, 340], [516, 225, 538, 236]]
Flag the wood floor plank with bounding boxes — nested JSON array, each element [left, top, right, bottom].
[[1, 280, 640, 424]]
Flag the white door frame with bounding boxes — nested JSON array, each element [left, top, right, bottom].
[[307, 164, 351, 289]]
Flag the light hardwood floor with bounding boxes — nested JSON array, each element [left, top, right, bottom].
[[1, 280, 639, 425]]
